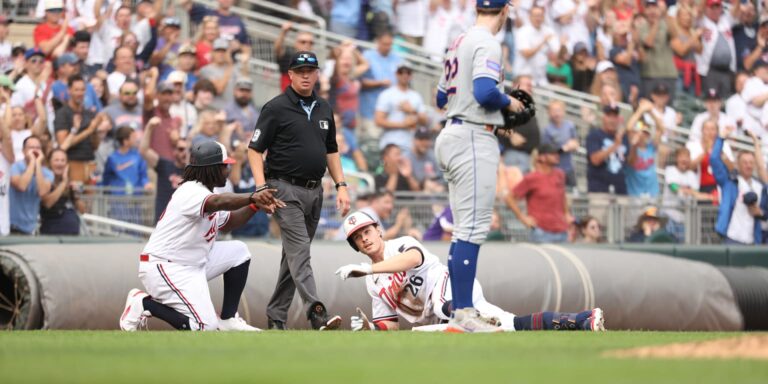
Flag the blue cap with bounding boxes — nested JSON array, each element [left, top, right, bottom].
[[24, 48, 44, 60], [476, 0, 507, 9]]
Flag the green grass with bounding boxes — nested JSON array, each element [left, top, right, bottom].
[[1, 331, 766, 383]]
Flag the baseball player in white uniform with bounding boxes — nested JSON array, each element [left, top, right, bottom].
[[119, 140, 284, 331], [335, 211, 606, 332], [434, 0, 526, 332]]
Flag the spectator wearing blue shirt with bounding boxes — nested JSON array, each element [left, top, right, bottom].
[[374, 65, 427, 153], [51, 53, 101, 113], [101, 126, 150, 196], [586, 104, 628, 195], [330, 0, 363, 38], [542, 100, 579, 188], [9, 136, 53, 234], [225, 78, 260, 138], [711, 127, 768, 245], [360, 32, 402, 142], [150, 18, 182, 80], [624, 100, 664, 198]]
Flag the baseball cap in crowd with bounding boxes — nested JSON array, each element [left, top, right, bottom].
[[651, 83, 670, 95], [641, 207, 662, 220], [0, 75, 16, 91], [645, 0, 658, 6], [167, 71, 187, 85], [73, 30, 91, 43], [706, 0, 722, 6], [162, 17, 181, 28], [0, 15, 13, 24], [235, 77, 253, 90], [288, 51, 319, 70], [24, 48, 45, 60], [213, 38, 229, 51], [157, 82, 175, 93], [538, 143, 561, 155], [596, 60, 615, 74], [55, 52, 78, 68], [188, 141, 236, 168], [414, 127, 433, 140], [753, 59, 768, 72], [602, 104, 620, 115], [704, 88, 720, 100], [475, 0, 507, 8], [178, 43, 197, 55], [573, 42, 588, 54], [396, 64, 412, 74], [45, 0, 64, 11]]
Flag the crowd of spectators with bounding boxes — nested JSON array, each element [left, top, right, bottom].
[[1, 0, 768, 246]]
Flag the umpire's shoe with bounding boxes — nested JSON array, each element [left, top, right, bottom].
[[267, 318, 287, 330], [307, 301, 342, 331]]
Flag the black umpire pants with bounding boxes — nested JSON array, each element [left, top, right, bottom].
[[265, 178, 323, 323]]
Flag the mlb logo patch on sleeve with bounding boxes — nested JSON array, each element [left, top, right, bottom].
[[319, 120, 329, 130], [251, 129, 261, 142], [486, 60, 501, 73]]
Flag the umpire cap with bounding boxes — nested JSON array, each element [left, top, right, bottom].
[[343, 211, 379, 252], [188, 141, 236, 168]]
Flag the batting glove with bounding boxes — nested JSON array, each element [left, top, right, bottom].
[[350, 308, 375, 331], [334, 263, 373, 280]]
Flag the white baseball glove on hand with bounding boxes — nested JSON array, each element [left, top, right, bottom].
[[350, 307, 375, 331], [334, 263, 373, 280]]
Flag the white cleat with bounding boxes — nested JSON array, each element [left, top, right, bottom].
[[445, 308, 503, 333], [120, 289, 150, 331], [587, 308, 606, 332], [219, 313, 262, 332]]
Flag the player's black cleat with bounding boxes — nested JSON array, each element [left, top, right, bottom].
[[307, 301, 342, 331], [267, 318, 287, 330]]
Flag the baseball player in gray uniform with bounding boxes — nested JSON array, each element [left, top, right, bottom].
[[434, 0, 525, 333]]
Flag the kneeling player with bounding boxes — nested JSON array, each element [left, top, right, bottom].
[[335, 211, 605, 332], [120, 141, 284, 331]]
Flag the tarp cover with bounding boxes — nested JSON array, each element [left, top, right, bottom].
[[0, 241, 744, 331]]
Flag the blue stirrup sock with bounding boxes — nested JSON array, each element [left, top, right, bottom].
[[449, 240, 479, 310]]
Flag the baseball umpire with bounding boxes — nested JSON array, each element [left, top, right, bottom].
[[247, 50, 351, 330], [434, 0, 533, 332], [120, 140, 283, 331]]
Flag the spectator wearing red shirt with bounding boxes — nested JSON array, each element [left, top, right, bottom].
[[143, 68, 181, 161], [505, 144, 571, 243], [34, 0, 74, 58]]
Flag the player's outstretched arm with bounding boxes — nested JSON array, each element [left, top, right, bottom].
[[204, 188, 284, 214], [335, 249, 423, 280]]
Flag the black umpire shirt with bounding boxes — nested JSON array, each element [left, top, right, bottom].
[[249, 86, 338, 180]]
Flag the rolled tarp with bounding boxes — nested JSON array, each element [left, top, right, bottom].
[[0, 241, 748, 331]]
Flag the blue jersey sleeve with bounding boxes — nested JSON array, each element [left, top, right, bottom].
[[472, 77, 510, 111]]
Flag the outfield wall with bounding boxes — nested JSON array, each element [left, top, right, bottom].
[[1, 242, 761, 331]]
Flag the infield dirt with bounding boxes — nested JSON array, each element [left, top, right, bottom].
[[606, 334, 768, 360]]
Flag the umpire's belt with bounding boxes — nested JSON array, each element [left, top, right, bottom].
[[450, 118, 497, 134], [268, 174, 321, 189]]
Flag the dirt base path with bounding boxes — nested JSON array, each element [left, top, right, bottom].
[[606, 335, 768, 360]]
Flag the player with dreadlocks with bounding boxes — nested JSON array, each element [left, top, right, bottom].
[[119, 140, 284, 331]]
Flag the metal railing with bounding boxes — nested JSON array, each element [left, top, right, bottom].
[[69, 183, 730, 244]]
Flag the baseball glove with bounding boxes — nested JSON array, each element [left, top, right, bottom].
[[501, 89, 536, 129]]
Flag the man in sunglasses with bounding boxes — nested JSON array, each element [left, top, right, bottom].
[[141, 116, 191, 223], [10, 49, 52, 126], [248, 51, 350, 330]]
